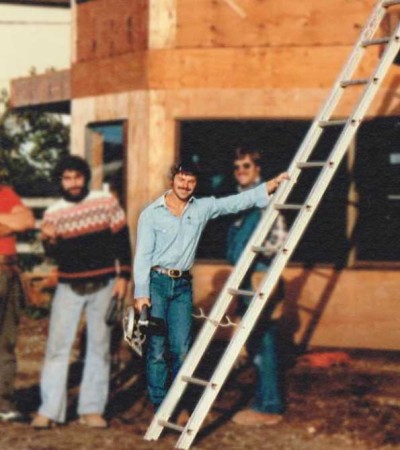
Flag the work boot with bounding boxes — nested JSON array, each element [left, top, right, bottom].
[[232, 409, 282, 426], [31, 414, 54, 429], [79, 414, 107, 428]]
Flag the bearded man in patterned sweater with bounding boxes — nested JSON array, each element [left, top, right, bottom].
[[32, 156, 132, 429]]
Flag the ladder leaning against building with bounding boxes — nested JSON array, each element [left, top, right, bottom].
[[144, 1, 400, 448]]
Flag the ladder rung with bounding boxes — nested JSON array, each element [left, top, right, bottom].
[[252, 245, 269, 253], [340, 79, 369, 87], [362, 37, 390, 47], [297, 161, 326, 169], [274, 203, 303, 210], [383, 0, 400, 7], [182, 376, 212, 387], [319, 119, 347, 127], [158, 420, 185, 433], [228, 288, 255, 297]]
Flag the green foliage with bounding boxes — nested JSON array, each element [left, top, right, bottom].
[[0, 90, 70, 196]]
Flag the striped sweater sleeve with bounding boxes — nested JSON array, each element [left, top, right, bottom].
[[107, 196, 132, 280]]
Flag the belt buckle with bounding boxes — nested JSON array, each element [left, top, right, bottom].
[[168, 269, 182, 278]]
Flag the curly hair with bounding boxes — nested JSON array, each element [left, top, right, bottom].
[[54, 155, 91, 184]]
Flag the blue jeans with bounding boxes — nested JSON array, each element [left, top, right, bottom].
[[39, 280, 114, 422], [247, 321, 284, 414], [147, 271, 193, 407], [240, 276, 285, 415]]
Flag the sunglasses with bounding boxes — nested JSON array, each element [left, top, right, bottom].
[[233, 162, 253, 171]]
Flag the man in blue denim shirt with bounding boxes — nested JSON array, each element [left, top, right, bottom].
[[227, 148, 287, 427], [134, 161, 288, 410]]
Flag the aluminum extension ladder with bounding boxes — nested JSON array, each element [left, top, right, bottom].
[[145, 1, 400, 448]]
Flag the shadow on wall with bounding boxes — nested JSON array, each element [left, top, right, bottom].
[[192, 264, 342, 355]]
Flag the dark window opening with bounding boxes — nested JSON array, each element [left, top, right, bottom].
[[86, 120, 127, 207], [354, 117, 400, 261], [179, 120, 349, 266]]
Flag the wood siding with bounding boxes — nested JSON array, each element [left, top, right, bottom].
[[76, 0, 148, 62]]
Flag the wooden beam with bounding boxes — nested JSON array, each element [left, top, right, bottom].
[[71, 52, 148, 98], [89, 131, 104, 190], [148, 0, 177, 49], [148, 90, 176, 197], [146, 46, 378, 90], [72, 46, 378, 96]]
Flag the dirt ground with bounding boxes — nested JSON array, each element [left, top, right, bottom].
[[3, 313, 400, 450]]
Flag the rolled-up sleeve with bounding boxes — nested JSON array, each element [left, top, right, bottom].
[[204, 183, 270, 220], [133, 211, 155, 298]]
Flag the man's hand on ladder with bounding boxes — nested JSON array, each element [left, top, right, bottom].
[[266, 172, 290, 194]]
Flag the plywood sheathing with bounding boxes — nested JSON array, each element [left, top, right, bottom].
[[76, 0, 148, 62], [175, 0, 371, 48], [191, 263, 400, 351]]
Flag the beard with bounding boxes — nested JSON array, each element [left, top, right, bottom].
[[61, 185, 89, 203]]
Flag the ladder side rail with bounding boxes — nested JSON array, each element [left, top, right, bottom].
[[266, 6, 386, 216], [176, 255, 289, 449], [305, 23, 400, 209], [351, 23, 400, 121], [277, 0, 387, 179], [176, 20, 400, 448], [144, 315, 220, 439]]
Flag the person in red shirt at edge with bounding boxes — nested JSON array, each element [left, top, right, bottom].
[[0, 183, 34, 422]]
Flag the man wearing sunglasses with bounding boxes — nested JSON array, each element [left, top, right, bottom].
[[134, 160, 289, 414], [227, 147, 287, 426]]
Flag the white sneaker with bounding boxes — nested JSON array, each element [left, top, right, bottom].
[[0, 410, 24, 422]]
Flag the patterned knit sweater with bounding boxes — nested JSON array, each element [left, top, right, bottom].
[[43, 191, 132, 283]]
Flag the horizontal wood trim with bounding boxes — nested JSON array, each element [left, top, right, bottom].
[[71, 52, 148, 97], [72, 45, 394, 97], [11, 69, 71, 109], [146, 46, 376, 89]]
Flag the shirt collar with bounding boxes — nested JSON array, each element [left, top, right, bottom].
[[153, 190, 195, 209]]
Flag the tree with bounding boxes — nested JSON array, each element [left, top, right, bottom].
[[0, 90, 69, 197]]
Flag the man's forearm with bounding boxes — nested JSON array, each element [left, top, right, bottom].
[[0, 223, 13, 237], [0, 208, 35, 232]]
